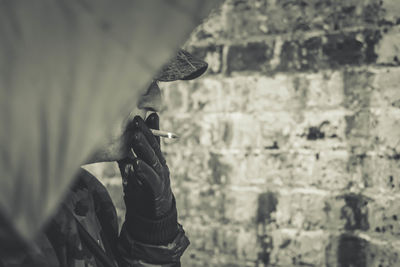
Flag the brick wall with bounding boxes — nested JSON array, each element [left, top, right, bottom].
[[85, 0, 400, 266]]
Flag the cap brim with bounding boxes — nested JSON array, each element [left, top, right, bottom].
[[155, 49, 208, 82]]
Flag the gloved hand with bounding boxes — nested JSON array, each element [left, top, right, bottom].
[[118, 114, 173, 220]]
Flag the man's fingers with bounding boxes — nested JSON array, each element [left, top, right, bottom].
[[133, 116, 166, 166], [131, 131, 164, 177], [145, 113, 159, 129], [145, 113, 160, 145], [132, 158, 163, 194], [117, 158, 135, 178], [117, 158, 143, 191]]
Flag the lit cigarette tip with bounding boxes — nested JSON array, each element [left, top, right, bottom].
[[150, 129, 179, 139]]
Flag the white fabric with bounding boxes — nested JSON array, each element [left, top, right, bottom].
[[0, 0, 220, 241]]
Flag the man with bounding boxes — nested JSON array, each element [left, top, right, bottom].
[[0, 50, 207, 267]]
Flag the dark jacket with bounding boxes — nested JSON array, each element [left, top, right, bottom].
[[0, 169, 189, 267]]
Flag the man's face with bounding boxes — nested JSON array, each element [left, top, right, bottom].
[[86, 81, 162, 163]]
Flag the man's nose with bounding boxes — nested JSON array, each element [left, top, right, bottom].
[[137, 82, 162, 112]]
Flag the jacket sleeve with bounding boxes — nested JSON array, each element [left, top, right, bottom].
[[117, 222, 189, 267]]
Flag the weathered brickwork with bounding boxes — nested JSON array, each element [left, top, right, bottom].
[[85, 0, 400, 266]]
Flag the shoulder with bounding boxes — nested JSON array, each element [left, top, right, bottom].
[[76, 168, 108, 193], [75, 168, 117, 217], [77, 168, 119, 235]]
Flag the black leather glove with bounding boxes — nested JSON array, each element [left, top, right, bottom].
[[118, 114, 177, 244]]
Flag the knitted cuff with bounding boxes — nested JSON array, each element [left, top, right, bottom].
[[125, 198, 178, 245]]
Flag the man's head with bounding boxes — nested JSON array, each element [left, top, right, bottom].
[[87, 50, 208, 163]]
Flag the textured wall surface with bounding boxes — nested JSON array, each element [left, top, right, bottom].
[[85, 0, 400, 266]]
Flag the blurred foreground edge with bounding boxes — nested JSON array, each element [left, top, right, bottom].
[[0, 0, 222, 244]]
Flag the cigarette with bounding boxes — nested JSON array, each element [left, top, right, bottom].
[[150, 129, 179, 139]]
